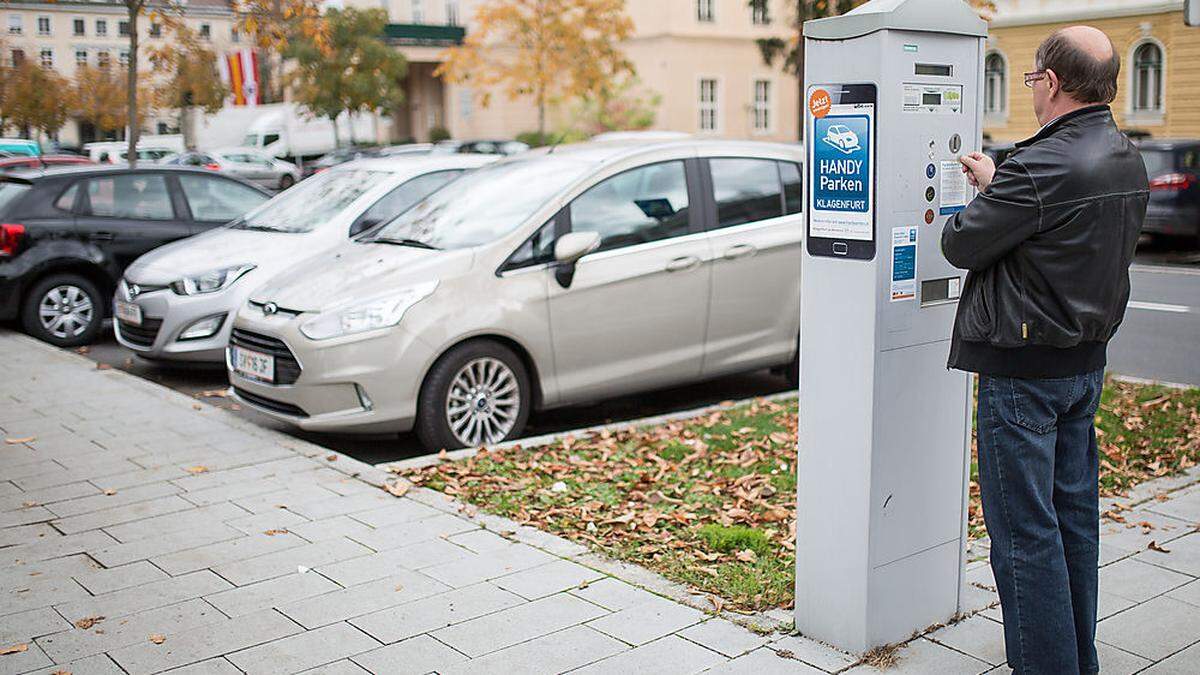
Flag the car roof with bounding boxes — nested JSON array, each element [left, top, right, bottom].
[[4, 164, 271, 188], [337, 154, 499, 173], [515, 138, 805, 166], [1137, 140, 1200, 150]]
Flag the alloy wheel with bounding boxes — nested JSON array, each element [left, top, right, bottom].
[[445, 356, 520, 447], [38, 285, 94, 340]]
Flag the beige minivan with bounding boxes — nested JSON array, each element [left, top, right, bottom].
[[227, 139, 803, 450]]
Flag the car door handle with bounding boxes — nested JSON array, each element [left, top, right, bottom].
[[91, 231, 115, 241], [666, 255, 701, 273], [723, 244, 757, 260]]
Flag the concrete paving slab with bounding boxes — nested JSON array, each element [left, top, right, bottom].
[[351, 634, 468, 674], [1097, 595, 1200, 660], [572, 634, 725, 674], [433, 593, 608, 657], [225, 621, 380, 675]]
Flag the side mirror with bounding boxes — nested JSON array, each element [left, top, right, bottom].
[[552, 231, 600, 289]]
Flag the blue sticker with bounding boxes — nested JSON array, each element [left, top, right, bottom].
[[812, 115, 871, 214], [926, 163, 936, 179]]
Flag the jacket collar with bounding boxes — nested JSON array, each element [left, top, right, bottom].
[[1015, 104, 1112, 148]]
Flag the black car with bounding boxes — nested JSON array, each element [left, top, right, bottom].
[[1138, 140, 1200, 245], [0, 165, 270, 347]]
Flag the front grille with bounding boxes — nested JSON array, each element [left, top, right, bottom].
[[229, 328, 302, 385], [232, 387, 308, 418], [118, 317, 163, 348]]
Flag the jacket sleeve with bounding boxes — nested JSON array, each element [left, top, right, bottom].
[[941, 158, 1042, 272]]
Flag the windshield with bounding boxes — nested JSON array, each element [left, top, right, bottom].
[[1139, 149, 1174, 179], [242, 134, 260, 147], [231, 168, 385, 233], [369, 158, 591, 249]]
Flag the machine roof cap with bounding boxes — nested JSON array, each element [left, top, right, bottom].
[[804, 0, 988, 41]]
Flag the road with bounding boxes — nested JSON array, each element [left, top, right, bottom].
[[1109, 263, 1200, 387]]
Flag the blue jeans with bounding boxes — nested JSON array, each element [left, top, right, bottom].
[[976, 369, 1105, 675]]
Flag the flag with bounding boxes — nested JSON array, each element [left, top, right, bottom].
[[223, 49, 260, 106]]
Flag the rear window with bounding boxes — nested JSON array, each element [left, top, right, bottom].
[[0, 182, 30, 215], [1140, 149, 1175, 179]]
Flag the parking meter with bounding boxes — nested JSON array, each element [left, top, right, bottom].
[[794, 0, 987, 653]]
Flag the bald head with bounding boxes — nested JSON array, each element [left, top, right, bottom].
[[1035, 25, 1120, 104]]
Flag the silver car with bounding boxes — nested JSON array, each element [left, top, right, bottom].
[[115, 155, 496, 363], [227, 140, 803, 450], [165, 147, 302, 191]]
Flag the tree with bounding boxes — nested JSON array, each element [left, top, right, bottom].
[[72, 65, 150, 139], [572, 75, 660, 135], [437, 0, 635, 136], [148, 25, 228, 149], [4, 63, 71, 142], [233, 0, 328, 103], [288, 8, 407, 147]]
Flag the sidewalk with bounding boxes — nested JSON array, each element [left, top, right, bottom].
[[1, 329, 1198, 674]]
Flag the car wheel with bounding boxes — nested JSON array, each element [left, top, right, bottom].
[[415, 340, 531, 452], [278, 174, 296, 190], [21, 273, 104, 347]]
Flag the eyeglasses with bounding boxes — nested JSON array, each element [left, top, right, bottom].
[[1024, 70, 1047, 88]]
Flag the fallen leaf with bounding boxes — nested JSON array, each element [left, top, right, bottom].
[[74, 616, 105, 630], [75, 346, 90, 354], [394, 584, 404, 592], [551, 481, 568, 493], [577, 580, 591, 590], [104, 489, 117, 496], [148, 634, 165, 645], [1148, 540, 1171, 554], [185, 466, 209, 474], [4, 437, 35, 444], [263, 529, 288, 536], [51, 670, 70, 675], [297, 566, 311, 574], [198, 389, 230, 398], [383, 482, 410, 498], [96, 363, 111, 370], [192, 404, 203, 410], [735, 549, 758, 563], [0, 644, 28, 655], [325, 454, 338, 462], [21, 501, 38, 508], [775, 649, 795, 659], [708, 595, 725, 613], [229, 404, 242, 411]]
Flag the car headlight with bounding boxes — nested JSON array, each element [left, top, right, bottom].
[[170, 264, 256, 296], [299, 281, 438, 341]]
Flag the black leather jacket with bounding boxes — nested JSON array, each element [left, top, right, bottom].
[[942, 105, 1149, 378]]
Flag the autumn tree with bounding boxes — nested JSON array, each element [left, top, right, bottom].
[[4, 63, 71, 142], [572, 75, 660, 136], [148, 24, 227, 149], [437, 0, 635, 136], [287, 8, 406, 147], [232, 0, 327, 102], [72, 66, 151, 140]]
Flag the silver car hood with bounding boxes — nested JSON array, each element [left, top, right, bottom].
[[249, 241, 474, 313], [125, 228, 326, 285]]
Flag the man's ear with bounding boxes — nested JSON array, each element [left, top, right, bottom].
[[1045, 68, 1060, 98]]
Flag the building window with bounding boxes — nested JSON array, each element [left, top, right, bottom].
[[95, 19, 107, 37], [699, 78, 719, 132], [751, 0, 770, 25], [984, 52, 1006, 115], [119, 50, 129, 67], [76, 49, 88, 66], [753, 79, 771, 132], [73, 18, 85, 36], [11, 49, 25, 66], [697, 0, 714, 23], [199, 23, 210, 39], [97, 50, 110, 69], [411, 0, 425, 23], [118, 20, 130, 37], [149, 22, 161, 38], [40, 49, 53, 68], [230, 27, 239, 42], [1132, 41, 1164, 114], [37, 16, 51, 36], [8, 15, 22, 35], [445, 0, 459, 25]]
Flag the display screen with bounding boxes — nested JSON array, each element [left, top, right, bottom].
[[915, 63, 953, 76], [807, 86, 876, 245], [922, 92, 942, 105]]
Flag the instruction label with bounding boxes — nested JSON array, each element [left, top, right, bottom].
[[891, 226, 918, 302], [809, 104, 875, 241], [939, 160, 967, 215]]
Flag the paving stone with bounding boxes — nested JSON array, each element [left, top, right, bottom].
[[36, 598, 227, 663], [438, 624, 626, 675], [1141, 640, 1200, 674], [316, 539, 469, 587], [103, 502, 248, 543], [91, 523, 244, 567], [445, 529, 514, 554], [574, 634, 725, 674], [704, 647, 825, 674], [351, 634, 467, 674], [22, 653, 125, 675], [765, 633, 858, 671], [0, 481, 98, 513], [926, 615, 1007, 666], [842, 637, 992, 674], [0, 607, 71, 646], [348, 500, 441, 528], [1147, 484, 1200, 522], [222, 508, 310, 535], [350, 583, 524, 644], [492, 559, 605, 600], [1100, 510, 1193, 555], [45, 482, 180, 519], [153, 657, 242, 675], [421, 543, 556, 588], [1097, 595, 1200, 660], [213, 537, 372, 586], [226, 621, 380, 675], [1167, 579, 1200, 607], [1098, 591, 1139, 621], [1095, 641, 1154, 675], [153, 531, 309, 576], [0, 554, 100, 589], [0, 523, 59, 548], [232, 486, 344, 515], [205, 572, 342, 617], [586, 594, 706, 646], [435, 592, 608, 657], [2, 574, 91, 616], [1135, 532, 1200, 577], [678, 619, 770, 659], [300, 658, 372, 674], [107, 608, 302, 675], [0, 505, 56, 529], [1100, 557, 1194, 603], [88, 465, 191, 492], [74, 560, 169, 595], [51, 495, 197, 535], [0, 640, 53, 675], [179, 477, 291, 507], [280, 571, 450, 628], [570, 577, 662, 611], [55, 570, 232, 624], [286, 515, 376, 544], [350, 513, 479, 553], [15, 460, 143, 492]]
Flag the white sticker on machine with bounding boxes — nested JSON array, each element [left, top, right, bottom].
[[939, 160, 967, 215], [891, 226, 918, 302]]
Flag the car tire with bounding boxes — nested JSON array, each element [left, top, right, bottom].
[[415, 339, 532, 452], [21, 273, 104, 348], [278, 174, 296, 190]]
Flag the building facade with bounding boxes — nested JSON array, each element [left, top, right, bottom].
[[984, 0, 1200, 142], [365, 0, 800, 142]]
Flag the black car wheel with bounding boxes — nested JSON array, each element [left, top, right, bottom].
[[416, 339, 531, 452], [21, 273, 104, 347], [278, 174, 296, 190]]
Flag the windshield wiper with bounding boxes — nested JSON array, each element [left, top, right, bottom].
[[372, 237, 440, 250]]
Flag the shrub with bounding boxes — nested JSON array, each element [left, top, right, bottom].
[[429, 126, 451, 142]]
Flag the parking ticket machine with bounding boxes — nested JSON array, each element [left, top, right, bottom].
[[794, 0, 987, 653]]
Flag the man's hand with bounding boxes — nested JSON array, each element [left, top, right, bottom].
[[959, 152, 996, 192]]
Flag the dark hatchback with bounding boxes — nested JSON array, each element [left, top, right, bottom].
[[1138, 140, 1200, 245], [0, 165, 270, 347]]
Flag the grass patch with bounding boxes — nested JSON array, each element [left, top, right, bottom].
[[400, 379, 1199, 613]]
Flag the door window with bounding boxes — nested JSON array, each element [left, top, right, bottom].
[[82, 174, 174, 220], [504, 218, 559, 271], [353, 170, 463, 235], [780, 161, 802, 215], [570, 161, 691, 253], [709, 158, 784, 228], [179, 175, 268, 222]]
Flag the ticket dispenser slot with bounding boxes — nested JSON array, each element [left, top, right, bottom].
[[796, 0, 985, 654]]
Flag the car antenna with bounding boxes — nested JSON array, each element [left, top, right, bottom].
[[546, 130, 570, 154]]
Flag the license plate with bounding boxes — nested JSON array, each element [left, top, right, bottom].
[[231, 346, 275, 383], [115, 300, 142, 326]]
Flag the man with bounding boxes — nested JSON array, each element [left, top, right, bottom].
[[942, 26, 1148, 675]]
